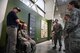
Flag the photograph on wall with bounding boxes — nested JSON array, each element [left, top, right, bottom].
[[41, 20, 48, 38]]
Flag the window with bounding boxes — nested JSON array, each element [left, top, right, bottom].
[[20, 0, 45, 17], [37, 8, 44, 17], [35, 0, 44, 11], [32, 4, 37, 12], [20, 0, 30, 6]]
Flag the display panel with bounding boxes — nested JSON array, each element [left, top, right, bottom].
[[28, 13, 36, 39], [41, 20, 48, 38]]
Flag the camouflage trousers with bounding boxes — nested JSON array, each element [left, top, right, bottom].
[[29, 39, 36, 53], [22, 39, 36, 53], [6, 26, 17, 53], [23, 41, 32, 53], [69, 38, 80, 53], [69, 29, 80, 53], [64, 37, 69, 53]]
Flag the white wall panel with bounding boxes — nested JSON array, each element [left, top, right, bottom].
[[0, 0, 8, 38]]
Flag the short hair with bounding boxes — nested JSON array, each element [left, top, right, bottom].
[[13, 7, 21, 12], [69, 1, 79, 9], [65, 14, 70, 18], [55, 19, 58, 21]]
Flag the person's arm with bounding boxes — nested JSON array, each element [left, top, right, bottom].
[[52, 25, 55, 32], [59, 24, 63, 31], [59, 24, 63, 36], [21, 30, 31, 40], [16, 19, 22, 25], [52, 25, 56, 36], [12, 12, 22, 26]]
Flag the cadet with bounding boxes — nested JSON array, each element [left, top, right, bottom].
[[67, 1, 80, 53], [63, 14, 71, 53], [6, 7, 22, 53], [52, 19, 63, 51], [18, 22, 36, 53]]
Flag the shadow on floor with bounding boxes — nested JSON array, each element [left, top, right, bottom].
[[47, 49, 57, 53]]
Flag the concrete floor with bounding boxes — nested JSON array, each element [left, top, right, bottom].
[[35, 40, 65, 53], [0, 39, 65, 53]]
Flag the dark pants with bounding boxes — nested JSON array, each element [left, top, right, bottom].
[[54, 35, 62, 47], [6, 26, 17, 53]]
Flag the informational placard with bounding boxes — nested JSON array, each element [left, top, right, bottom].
[[41, 20, 48, 38], [28, 13, 36, 38]]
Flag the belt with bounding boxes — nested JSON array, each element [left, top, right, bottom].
[[8, 25, 17, 28]]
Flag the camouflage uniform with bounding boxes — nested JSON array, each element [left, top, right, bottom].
[[66, 8, 80, 53], [18, 29, 36, 53], [18, 30, 31, 53], [64, 21, 70, 53], [52, 23, 63, 48]]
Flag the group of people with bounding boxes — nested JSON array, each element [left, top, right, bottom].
[[6, 0, 80, 53], [6, 7, 36, 53], [52, 1, 80, 53]]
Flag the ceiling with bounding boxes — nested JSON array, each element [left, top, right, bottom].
[[44, 0, 80, 20], [55, 0, 80, 18]]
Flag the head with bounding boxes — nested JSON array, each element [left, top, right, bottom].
[[67, 1, 79, 11], [22, 23, 27, 30], [64, 14, 70, 21], [12, 7, 21, 13], [54, 19, 58, 23]]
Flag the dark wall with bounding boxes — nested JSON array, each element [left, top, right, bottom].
[[47, 20, 52, 40]]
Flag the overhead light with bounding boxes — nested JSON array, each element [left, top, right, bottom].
[[62, 0, 67, 2], [58, 14, 61, 17], [56, 7, 58, 11]]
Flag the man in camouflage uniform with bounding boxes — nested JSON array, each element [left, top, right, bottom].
[[52, 19, 63, 51], [63, 14, 71, 53], [67, 1, 80, 53], [18, 23, 36, 53]]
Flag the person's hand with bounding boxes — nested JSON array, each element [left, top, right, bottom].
[[23, 38, 28, 41], [52, 31, 55, 34], [64, 34, 68, 39], [19, 23, 23, 26], [51, 31, 55, 37]]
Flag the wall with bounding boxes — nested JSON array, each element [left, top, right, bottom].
[[47, 20, 52, 40], [0, 0, 8, 39], [45, 0, 56, 20]]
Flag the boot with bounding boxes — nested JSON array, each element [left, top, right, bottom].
[[52, 46, 56, 50], [59, 46, 61, 51]]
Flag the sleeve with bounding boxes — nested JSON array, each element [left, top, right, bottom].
[[59, 24, 63, 31], [59, 24, 63, 35], [52, 26, 55, 32], [21, 30, 30, 39], [66, 11, 79, 33]]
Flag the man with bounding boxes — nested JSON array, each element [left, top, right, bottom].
[[18, 23, 36, 53], [63, 14, 71, 53], [52, 19, 63, 51], [67, 1, 80, 53], [6, 7, 22, 53]]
